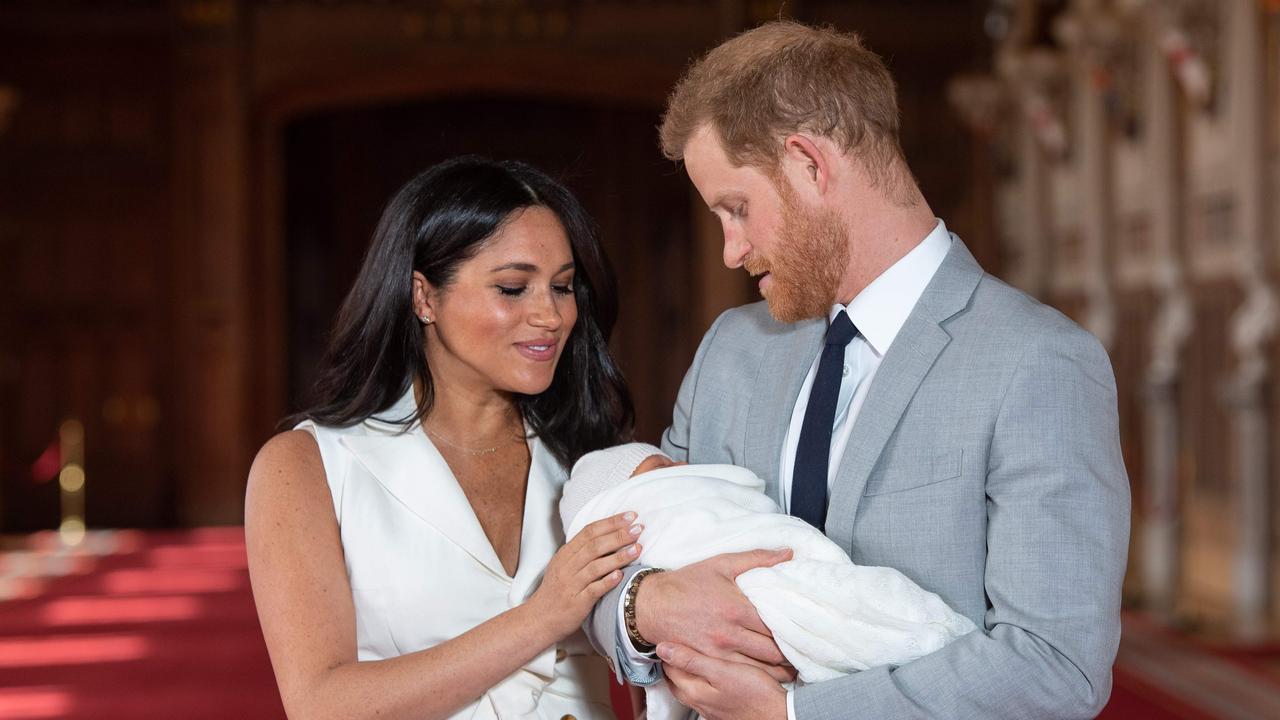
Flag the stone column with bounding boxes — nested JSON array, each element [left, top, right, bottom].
[[1138, 0, 1194, 620], [1056, 0, 1119, 349], [1219, 0, 1277, 641], [1015, 103, 1053, 299], [999, 47, 1065, 300]]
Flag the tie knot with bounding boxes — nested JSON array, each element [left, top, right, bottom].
[[825, 310, 858, 347]]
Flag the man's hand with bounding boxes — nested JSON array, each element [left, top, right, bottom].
[[659, 641, 788, 720], [636, 549, 796, 682]]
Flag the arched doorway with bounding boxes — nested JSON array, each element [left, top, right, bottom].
[[278, 94, 695, 441]]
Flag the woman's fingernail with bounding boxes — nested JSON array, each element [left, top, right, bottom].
[[657, 643, 673, 661], [629, 523, 644, 535], [627, 544, 639, 556], [623, 512, 637, 522]]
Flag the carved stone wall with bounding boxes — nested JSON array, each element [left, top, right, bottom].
[[954, 0, 1279, 639]]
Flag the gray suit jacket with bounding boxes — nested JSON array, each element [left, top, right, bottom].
[[587, 238, 1129, 719]]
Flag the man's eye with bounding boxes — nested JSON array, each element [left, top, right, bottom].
[[496, 286, 526, 297], [731, 204, 747, 219]]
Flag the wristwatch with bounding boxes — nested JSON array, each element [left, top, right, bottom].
[[622, 567, 665, 653]]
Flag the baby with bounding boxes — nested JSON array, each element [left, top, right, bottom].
[[561, 443, 977, 720]]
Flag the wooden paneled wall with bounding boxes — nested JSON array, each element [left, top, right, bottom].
[[0, 0, 989, 529], [0, 3, 175, 530]]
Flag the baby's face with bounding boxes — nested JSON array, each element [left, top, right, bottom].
[[632, 454, 686, 477]]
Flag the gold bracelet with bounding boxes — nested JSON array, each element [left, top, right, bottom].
[[622, 567, 665, 653]]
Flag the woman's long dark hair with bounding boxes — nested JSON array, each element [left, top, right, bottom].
[[285, 156, 634, 468]]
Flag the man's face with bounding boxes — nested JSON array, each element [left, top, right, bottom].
[[683, 125, 849, 323]]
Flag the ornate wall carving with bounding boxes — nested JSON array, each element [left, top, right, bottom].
[[958, 0, 1279, 639]]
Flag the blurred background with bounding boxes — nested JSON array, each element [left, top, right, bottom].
[[1, 0, 1278, 717]]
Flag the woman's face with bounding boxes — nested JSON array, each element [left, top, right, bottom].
[[416, 206, 579, 399]]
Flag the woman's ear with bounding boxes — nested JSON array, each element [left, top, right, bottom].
[[412, 271, 436, 325]]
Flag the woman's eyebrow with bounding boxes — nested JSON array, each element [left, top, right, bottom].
[[489, 261, 575, 273]]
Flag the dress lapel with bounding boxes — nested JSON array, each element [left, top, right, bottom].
[[744, 316, 825, 505], [340, 431, 511, 581], [341, 386, 511, 581], [343, 389, 566, 597], [825, 238, 984, 551], [509, 435, 564, 603]]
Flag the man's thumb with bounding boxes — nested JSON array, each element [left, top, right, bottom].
[[721, 547, 793, 576]]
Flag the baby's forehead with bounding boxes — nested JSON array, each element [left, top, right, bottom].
[[631, 453, 675, 476]]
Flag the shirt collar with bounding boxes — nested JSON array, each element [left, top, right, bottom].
[[829, 218, 952, 356]]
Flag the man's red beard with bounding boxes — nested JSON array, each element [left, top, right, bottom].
[[747, 184, 850, 323]]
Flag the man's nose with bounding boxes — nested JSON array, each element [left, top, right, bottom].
[[722, 229, 750, 269]]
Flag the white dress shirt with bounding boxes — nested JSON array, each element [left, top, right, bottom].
[[778, 218, 953, 511], [620, 219, 953, 720]]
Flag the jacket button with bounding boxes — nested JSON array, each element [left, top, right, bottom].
[[560, 715, 576, 720]]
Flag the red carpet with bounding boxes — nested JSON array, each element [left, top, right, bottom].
[[0, 528, 282, 720], [2, 528, 1276, 719], [1096, 613, 1280, 719]]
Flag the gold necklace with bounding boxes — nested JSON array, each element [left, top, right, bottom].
[[424, 425, 503, 456]]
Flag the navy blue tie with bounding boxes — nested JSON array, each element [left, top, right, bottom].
[[791, 311, 858, 532]]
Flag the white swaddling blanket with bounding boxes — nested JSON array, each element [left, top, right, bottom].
[[562, 462, 977, 720]]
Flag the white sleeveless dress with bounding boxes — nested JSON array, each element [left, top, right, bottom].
[[296, 387, 614, 720]]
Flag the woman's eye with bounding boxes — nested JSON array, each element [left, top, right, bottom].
[[496, 286, 526, 297], [553, 284, 575, 296]]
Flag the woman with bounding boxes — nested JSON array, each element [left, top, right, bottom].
[[246, 157, 640, 720]]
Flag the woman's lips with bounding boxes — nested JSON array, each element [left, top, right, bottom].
[[515, 340, 558, 361]]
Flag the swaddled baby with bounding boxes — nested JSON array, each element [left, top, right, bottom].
[[561, 443, 977, 720]]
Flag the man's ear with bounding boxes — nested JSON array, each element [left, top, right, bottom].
[[780, 133, 832, 199], [411, 271, 437, 324]]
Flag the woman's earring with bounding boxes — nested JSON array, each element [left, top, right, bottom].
[[420, 314, 432, 325]]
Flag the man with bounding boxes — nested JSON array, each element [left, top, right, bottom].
[[585, 20, 1130, 720]]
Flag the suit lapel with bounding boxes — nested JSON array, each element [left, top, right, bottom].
[[745, 317, 825, 505], [825, 238, 984, 551], [824, 315, 951, 547]]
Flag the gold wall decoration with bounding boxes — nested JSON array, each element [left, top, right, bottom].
[[58, 420, 86, 547]]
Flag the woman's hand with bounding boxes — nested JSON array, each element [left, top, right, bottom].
[[531, 511, 642, 638]]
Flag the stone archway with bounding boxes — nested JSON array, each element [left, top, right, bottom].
[[246, 52, 719, 449]]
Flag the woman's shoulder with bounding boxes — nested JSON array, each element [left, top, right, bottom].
[[255, 429, 322, 469], [250, 421, 372, 486], [248, 430, 327, 499], [249, 420, 392, 524], [244, 431, 337, 547]]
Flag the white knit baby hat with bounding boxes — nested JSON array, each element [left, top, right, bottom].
[[560, 442, 665, 535]]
